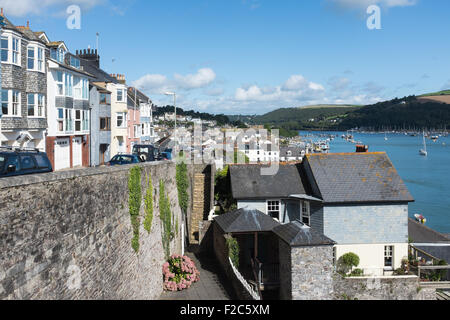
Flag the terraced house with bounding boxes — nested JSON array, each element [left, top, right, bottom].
[[0, 13, 48, 150], [45, 40, 92, 170]]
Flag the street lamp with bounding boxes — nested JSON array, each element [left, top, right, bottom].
[[164, 92, 176, 150]]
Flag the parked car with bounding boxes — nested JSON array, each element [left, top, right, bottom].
[[107, 154, 141, 166], [0, 147, 53, 178], [132, 144, 158, 162]]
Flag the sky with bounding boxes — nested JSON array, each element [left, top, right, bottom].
[[1, 0, 450, 115]]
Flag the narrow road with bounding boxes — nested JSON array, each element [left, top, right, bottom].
[[159, 247, 235, 300]]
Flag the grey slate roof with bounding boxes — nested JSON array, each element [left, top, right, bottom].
[[304, 152, 414, 204], [229, 164, 307, 200], [273, 221, 336, 247], [214, 208, 280, 233], [79, 58, 118, 83], [408, 218, 450, 244]]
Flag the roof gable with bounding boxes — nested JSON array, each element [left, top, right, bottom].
[[214, 208, 280, 233], [229, 164, 307, 200], [304, 152, 414, 204]]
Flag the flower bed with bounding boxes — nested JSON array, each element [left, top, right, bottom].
[[163, 254, 200, 291]]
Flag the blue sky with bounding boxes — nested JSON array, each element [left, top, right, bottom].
[[1, 0, 450, 115]]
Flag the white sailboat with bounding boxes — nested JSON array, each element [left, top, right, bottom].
[[419, 131, 427, 156], [384, 132, 388, 141]]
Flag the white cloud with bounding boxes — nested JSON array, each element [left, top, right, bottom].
[[0, 0, 106, 17], [235, 74, 325, 103], [174, 68, 216, 90], [132, 68, 216, 94]]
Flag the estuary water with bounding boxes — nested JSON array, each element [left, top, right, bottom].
[[299, 131, 450, 234]]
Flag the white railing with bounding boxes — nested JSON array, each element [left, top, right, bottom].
[[228, 257, 261, 300]]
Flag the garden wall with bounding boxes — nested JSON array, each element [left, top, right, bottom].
[[332, 275, 436, 300], [0, 161, 200, 300]]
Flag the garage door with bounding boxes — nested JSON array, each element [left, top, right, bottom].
[[72, 137, 82, 167], [54, 138, 70, 171]]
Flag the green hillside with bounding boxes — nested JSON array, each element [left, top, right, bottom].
[[251, 105, 362, 130], [418, 90, 450, 97]]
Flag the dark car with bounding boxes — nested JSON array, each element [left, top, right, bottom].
[[0, 147, 53, 178], [108, 154, 141, 166], [132, 144, 158, 162]]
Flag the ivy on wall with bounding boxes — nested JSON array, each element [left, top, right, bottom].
[[176, 159, 189, 214], [143, 172, 154, 233], [160, 180, 175, 260], [226, 235, 240, 268], [128, 166, 142, 253]]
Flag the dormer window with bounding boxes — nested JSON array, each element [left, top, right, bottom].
[[70, 56, 80, 69], [1, 34, 21, 66], [51, 47, 65, 63]]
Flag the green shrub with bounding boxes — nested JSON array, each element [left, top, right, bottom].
[[226, 236, 240, 268], [128, 166, 142, 253], [143, 173, 154, 233], [176, 159, 189, 214], [350, 268, 364, 277], [160, 180, 175, 260], [337, 252, 360, 274]]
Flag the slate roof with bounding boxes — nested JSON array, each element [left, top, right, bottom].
[[273, 221, 336, 247], [229, 164, 308, 200], [214, 208, 280, 233], [127, 87, 150, 106], [79, 58, 118, 83], [408, 218, 450, 244], [304, 152, 414, 204], [1, 15, 47, 44]]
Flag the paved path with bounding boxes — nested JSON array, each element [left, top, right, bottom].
[[159, 249, 234, 300]]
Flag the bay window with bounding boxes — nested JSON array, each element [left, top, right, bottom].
[[12, 37, 19, 65], [1, 90, 20, 117], [65, 73, 73, 97], [74, 76, 81, 99], [65, 109, 73, 132], [37, 47, 44, 71], [1, 36, 8, 62], [27, 47, 34, 70]]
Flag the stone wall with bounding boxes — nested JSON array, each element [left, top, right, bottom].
[[0, 161, 185, 300], [332, 275, 435, 300], [281, 242, 335, 300]]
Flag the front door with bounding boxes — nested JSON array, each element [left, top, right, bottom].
[[72, 137, 82, 167]]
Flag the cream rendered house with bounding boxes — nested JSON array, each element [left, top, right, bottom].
[[107, 74, 127, 157]]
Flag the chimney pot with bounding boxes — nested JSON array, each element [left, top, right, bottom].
[[1, 8, 3, 16], [27, 21, 29, 28]]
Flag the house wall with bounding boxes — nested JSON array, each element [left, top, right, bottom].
[[89, 86, 111, 166], [335, 243, 409, 276], [237, 199, 286, 221], [323, 204, 409, 244], [108, 83, 127, 157], [0, 30, 48, 150]]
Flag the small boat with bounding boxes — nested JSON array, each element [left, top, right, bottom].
[[431, 135, 439, 141], [419, 131, 427, 156], [414, 214, 426, 224], [384, 132, 388, 141]]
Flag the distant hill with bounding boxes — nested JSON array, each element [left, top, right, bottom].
[[418, 90, 450, 97], [240, 97, 450, 131], [250, 104, 362, 130], [338, 96, 450, 130]]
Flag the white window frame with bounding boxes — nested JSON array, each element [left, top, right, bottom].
[[384, 245, 394, 269], [75, 109, 82, 132], [26, 45, 45, 72], [57, 108, 64, 132], [117, 89, 125, 102], [26, 93, 45, 118], [56, 71, 64, 96], [27, 46, 35, 70], [1, 36, 8, 62], [73, 76, 82, 99], [300, 200, 311, 226], [12, 36, 20, 66], [11, 90, 21, 117], [27, 93, 35, 117], [267, 200, 281, 220], [116, 112, 127, 128]]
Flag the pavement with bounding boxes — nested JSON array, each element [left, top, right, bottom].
[[159, 247, 235, 300]]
